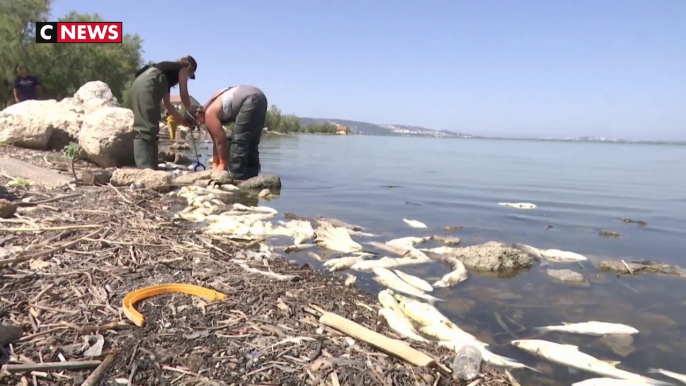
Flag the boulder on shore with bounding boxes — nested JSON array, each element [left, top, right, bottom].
[[0, 100, 82, 150], [238, 175, 281, 191], [0, 199, 17, 219], [111, 169, 172, 192], [78, 107, 135, 168]]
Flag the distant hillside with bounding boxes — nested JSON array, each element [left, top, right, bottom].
[[299, 118, 475, 138]]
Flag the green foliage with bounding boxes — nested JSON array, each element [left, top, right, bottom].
[[0, 0, 144, 106], [62, 142, 82, 160], [8, 177, 35, 187], [265, 104, 339, 134]]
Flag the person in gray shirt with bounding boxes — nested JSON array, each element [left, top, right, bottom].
[[187, 85, 268, 181]]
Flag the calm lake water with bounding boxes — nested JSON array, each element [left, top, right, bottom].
[[194, 135, 686, 385]]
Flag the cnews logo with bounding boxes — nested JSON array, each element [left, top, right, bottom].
[[36, 22, 123, 43]]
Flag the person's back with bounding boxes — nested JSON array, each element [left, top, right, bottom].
[[13, 66, 40, 103]]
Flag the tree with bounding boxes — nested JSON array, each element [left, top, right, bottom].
[[0, 0, 144, 106]]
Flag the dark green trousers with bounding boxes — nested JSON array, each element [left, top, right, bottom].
[[230, 92, 268, 180], [130, 67, 168, 169]]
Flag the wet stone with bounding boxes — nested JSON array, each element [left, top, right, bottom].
[[433, 235, 461, 246], [599, 230, 622, 238], [599, 334, 635, 357], [546, 269, 589, 285]]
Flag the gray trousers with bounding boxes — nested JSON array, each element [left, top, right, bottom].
[[229, 91, 268, 180], [129, 67, 168, 169]]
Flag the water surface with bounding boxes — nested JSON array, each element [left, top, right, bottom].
[[195, 135, 686, 385]]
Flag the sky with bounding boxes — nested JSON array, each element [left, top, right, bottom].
[[50, 0, 685, 141]]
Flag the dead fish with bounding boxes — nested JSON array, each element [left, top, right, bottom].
[[512, 340, 667, 384], [499, 202, 537, 209], [284, 244, 316, 253], [647, 368, 686, 384], [316, 216, 364, 231], [378, 289, 405, 316], [420, 321, 483, 346], [393, 294, 450, 326], [306, 251, 322, 261], [438, 341, 538, 372], [344, 273, 357, 286], [368, 241, 411, 256], [540, 249, 588, 262], [378, 308, 428, 342], [433, 263, 468, 288], [373, 270, 444, 304], [511, 243, 550, 266], [403, 219, 427, 228], [393, 269, 434, 292], [323, 256, 363, 272], [387, 236, 432, 248], [536, 321, 639, 336], [350, 257, 428, 272], [314, 221, 363, 253]]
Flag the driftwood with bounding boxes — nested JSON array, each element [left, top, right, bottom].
[[235, 261, 300, 282], [80, 351, 116, 386], [4, 361, 102, 372], [319, 311, 451, 375]]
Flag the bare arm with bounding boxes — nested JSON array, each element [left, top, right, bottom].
[[177, 67, 191, 109], [205, 103, 229, 165], [162, 93, 189, 126], [12, 88, 18, 102]]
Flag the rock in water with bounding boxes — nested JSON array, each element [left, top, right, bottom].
[[0, 199, 17, 218], [448, 241, 533, 271], [546, 269, 589, 285], [72, 81, 119, 114], [79, 107, 136, 167], [172, 170, 213, 185], [210, 170, 233, 184], [111, 169, 172, 192], [0, 100, 82, 150], [434, 235, 461, 246], [238, 175, 281, 191]]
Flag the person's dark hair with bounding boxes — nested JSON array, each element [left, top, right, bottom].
[[134, 64, 151, 78], [186, 104, 204, 121]]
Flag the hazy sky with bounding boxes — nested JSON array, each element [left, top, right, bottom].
[[51, 0, 685, 141]]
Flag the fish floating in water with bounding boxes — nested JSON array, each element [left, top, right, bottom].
[[372, 268, 443, 304], [350, 257, 428, 271], [511, 340, 668, 384], [498, 202, 537, 209], [284, 243, 316, 253], [378, 308, 428, 342], [512, 243, 587, 263], [392, 269, 434, 292], [536, 321, 639, 336], [387, 236, 432, 248], [648, 368, 686, 384], [403, 219, 427, 229]]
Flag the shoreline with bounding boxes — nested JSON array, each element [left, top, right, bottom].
[[0, 145, 513, 385]]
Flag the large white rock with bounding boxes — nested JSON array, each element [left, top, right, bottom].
[[0, 100, 82, 149], [78, 107, 135, 167], [73, 81, 119, 114]]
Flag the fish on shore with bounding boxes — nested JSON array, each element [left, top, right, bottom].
[[314, 221, 363, 253], [511, 340, 667, 384], [378, 308, 428, 342], [323, 256, 364, 272], [316, 216, 364, 231], [438, 341, 538, 372], [394, 295, 450, 325], [372, 269, 444, 304], [344, 273, 357, 286], [378, 289, 406, 317], [648, 368, 686, 384], [306, 251, 322, 261], [393, 269, 434, 292], [536, 321, 639, 336], [284, 243, 316, 253], [403, 219, 428, 229]]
